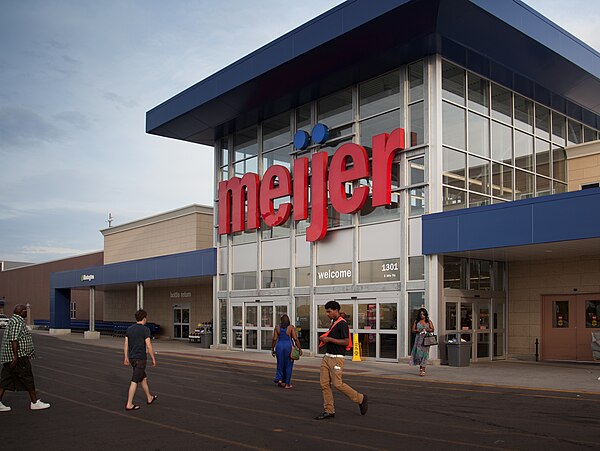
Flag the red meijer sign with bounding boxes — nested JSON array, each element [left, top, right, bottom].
[[218, 128, 405, 242]]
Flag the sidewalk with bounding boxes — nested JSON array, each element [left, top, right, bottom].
[[40, 331, 600, 395]]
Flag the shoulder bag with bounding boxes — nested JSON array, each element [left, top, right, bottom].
[[290, 346, 301, 360], [423, 332, 438, 346]]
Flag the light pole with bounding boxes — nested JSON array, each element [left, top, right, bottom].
[[26, 303, 31, 327]]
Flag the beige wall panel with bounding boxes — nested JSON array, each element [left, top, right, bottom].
[[104, 209, 213, 264], [103, 283, 213, 339]]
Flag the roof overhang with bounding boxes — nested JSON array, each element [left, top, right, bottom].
[[146, 0, 600, 146], [422, 188, 600, 262], [50, 248, 216, 291]]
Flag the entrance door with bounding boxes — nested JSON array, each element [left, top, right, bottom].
[[173, 305, 190, 339], [542, 295, 600, 360], [230, 301, 289, 351], [316, 298, 398, 361]]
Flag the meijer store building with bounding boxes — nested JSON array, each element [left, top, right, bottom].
[[146, 0, 600, 363]]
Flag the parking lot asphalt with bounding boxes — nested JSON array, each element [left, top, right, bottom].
[[45, 330, 600, 395], [0, 331, 599, 450]]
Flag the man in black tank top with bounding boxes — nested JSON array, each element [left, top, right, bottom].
[[315, 301, 368, 420]]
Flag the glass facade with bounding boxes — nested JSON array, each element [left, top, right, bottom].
[[213, 55, 600, 361]]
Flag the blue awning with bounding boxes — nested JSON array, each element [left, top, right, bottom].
[[422, 188, 600, 258], [50, 248, 216, 290]]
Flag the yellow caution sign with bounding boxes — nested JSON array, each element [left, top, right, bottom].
[[352, 333, 361, 362]]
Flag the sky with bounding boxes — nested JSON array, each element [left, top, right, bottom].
[[1, 1, 599, 264]]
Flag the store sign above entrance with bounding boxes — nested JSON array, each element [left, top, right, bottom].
[[218, 126, 405, 242]]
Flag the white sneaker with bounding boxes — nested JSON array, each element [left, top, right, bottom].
[[0, 401, 11, 412], [30, 399, 50, 410]]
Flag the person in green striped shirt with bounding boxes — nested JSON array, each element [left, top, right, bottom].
[[0, 304, 50, 412]]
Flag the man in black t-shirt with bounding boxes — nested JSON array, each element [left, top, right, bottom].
[[124, 309, 157, 411], [315, 301, 368, 420]]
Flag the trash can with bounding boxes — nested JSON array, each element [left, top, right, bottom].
[[446, 342, 471, 367], [592, 332, 600, 360], [199, 333, 213, 348]]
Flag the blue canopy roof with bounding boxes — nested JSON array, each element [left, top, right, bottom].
[[147, 0, 600, 146]]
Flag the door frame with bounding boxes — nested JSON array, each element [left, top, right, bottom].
[[172, 303, 190, 340], [230, 299, 290, 352]]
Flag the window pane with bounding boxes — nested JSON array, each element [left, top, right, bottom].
[[410, 187, 426, 216], [328, 204, 353, 229], [263, 113, 290, 151], [295, 267, 311, 287], [584, 126, 598, 143], [468, 112, 490, 157], [261, 269, 290, 288], [515, 169, 534, 199], [295, 296, 310, 349], [220, 138, 229, 167], [553, 181, 567, 194], [514, 94, 533, 133], [262, 146, 291, 172], [491, 84, 512, 124], [567, 120, 582, 146], [442, 101, 466, 149], [514, 130, 533, 171], [234, 128, 258, 161], [443, 147, 466, 188], [408, 256, 424, 280], [552, 301, 569, 328], [552, 147, 566, 182], [318, 88, 353, 128], [409, 102, 424, 146], [359, 192, 401, 224], [536, 176, 551, 196], [469, 192, 490, 208], [492, 163, 513, 200], [468, 73, 489, 114], [409, 157, 425, 185], [443, 187, 466, 211], [360, 110, 401, 155], [585, 301, 600, 328], [380, 304, 398, 330], [219, 299, 227, 344], [234, 156, 257, 177], [535, 138, 551, 177], [552, 112, 566, 146], [468, 155, 490, 194], [535, 105, 550, 140], [442, 61, 465, 104], [409, 61, 424, 103], [444, 256, 466, 289], [296, 104, 311, 133], [232, 271, 256, 290], [491, 121, 512, 164], [360, 70, 400, 118], [446, 303, 457, 330]]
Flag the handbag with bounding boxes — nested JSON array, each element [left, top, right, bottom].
[[423, 333, 438, 346], [290, 346, 301, 360]]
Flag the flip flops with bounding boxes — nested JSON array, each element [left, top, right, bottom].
[[125, 405, 140, 411], [147, 395, 158, 405]]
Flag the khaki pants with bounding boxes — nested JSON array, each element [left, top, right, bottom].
[[320, 355, 363, 414]]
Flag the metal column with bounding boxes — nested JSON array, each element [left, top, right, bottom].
[[89, 286, 95, 332], [136, 282, 144, 310]]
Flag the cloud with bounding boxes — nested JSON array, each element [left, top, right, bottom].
[[54, 110, 91, 130], [21, 245, 96, 256], [0, 106, 64, 148], [103, 91, 139, 109]]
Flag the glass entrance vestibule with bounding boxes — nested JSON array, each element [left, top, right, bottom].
[[230, 300, 289, 351], [443, 297, 506, 361], [315, 295, 400, 361]]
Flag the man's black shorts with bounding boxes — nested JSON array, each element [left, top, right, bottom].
[[131, 359, 147, 383], [0, 357, 36, 392]]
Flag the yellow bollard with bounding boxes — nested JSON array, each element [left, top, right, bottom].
[[352, 333, 361, 362]]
